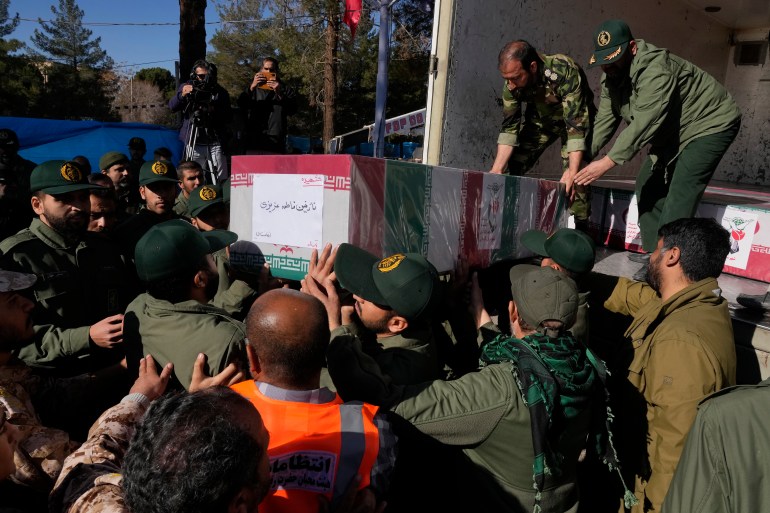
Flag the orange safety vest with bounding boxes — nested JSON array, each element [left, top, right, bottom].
[[231, 380, 381, 513]]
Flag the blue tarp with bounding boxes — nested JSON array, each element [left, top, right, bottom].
[[0, 117, 183, 172]]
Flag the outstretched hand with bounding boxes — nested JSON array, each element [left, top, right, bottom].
[[309, 243, 338, 284], [130, 355, 173, 401], [89, 314, 124, 348], [560, 169, 577, 202], [574, 156, 616, 186], [301, 271, 342, 331], [189, 353, 244, 392]]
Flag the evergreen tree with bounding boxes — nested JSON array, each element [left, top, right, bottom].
[[210, 0, 378, 139], [30, 0, 112, 70], [388, 0, 432, 117], [0, 0, 42, 116], [0, 0, 19, 38], [28, 0, 116, 120], [208, 0, 431, 146], [135, 67, 176, 98]]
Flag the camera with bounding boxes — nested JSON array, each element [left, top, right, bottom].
[[190, 81, 214, 104]]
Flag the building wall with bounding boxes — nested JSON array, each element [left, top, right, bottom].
[[435, 0, 767, 184]]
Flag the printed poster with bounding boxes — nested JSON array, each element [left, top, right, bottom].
[[721, 206, 759, 270]]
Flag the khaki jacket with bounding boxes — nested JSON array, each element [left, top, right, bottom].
[[604, 277, 736, 512]]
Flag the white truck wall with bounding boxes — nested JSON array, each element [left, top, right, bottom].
[[432, 0, 768, 185], [723, 31, 770, 185]]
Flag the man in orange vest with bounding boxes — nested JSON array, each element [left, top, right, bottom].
[[231, 288, 395, 513]]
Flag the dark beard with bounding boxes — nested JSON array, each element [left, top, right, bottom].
[[646, 259, 661, 293], [47, 213, 87, 241], [356, 302, 395, 335]]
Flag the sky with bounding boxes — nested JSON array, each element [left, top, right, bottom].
[[12, 0, 222, 75]]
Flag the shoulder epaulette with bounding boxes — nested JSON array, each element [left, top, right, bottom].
[[0, 229, 37, 254]]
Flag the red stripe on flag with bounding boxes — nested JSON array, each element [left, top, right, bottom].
[[460, 171, 487, 268], [348, 156, 386, 255], [537, 179, 560, 233]]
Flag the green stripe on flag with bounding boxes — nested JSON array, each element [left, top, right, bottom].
[[383, 160, 431, 254], [491, 174, 521, 262]]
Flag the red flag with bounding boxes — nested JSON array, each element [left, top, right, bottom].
[[343, 0, 363, 39]]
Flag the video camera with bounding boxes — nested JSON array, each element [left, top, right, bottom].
[[186, 61, 220, 126], [189, 80, 214, 105]]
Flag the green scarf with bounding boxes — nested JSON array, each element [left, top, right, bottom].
[[480, 332, 637, 512]]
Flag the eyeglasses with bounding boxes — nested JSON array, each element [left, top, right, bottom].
[[195, 73, 208, 79], [262, 67, 275, 72]]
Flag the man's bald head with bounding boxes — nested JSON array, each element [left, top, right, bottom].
[[245, 289, 330, 389]]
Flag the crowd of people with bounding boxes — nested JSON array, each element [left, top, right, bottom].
[[0, 18, 765, 513]]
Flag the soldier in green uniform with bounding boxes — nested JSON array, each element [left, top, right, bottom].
[[123, 219, 249, 390], [188, 183, 259, 320], [112, 160, 183, 262], [574, 20, 741, 261], [173, 161, 204, 218], [490, 40, 595, 224], [0, 161, 132, 373]]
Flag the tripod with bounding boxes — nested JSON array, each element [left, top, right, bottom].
[[184, 110, 219, 185]]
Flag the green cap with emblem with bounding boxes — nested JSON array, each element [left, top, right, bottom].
[[588, 19, 633, 68], [189, 184, 224, 218], [99, 151, 129, 171], [139, 159, 178, 186], [334, 243, 439, 321], [509, 264, 578, 333], [134, 219, 237, 282], [30, 160, 101, 194], [521, 228, 596, 274]]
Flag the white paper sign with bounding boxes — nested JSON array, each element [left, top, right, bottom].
[[721, 206, 759, 270], [251, 174, 324, 249]]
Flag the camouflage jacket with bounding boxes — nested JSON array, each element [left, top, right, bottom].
[[50, 398, 148, 513], [0, 359, 80, 492], [498, 53, 594, 154]]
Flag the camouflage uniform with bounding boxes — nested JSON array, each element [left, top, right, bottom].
[[50, 398, 147, 513], [0, 358, 80, 492], [498, 53, 595, 220]]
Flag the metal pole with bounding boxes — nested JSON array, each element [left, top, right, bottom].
[[373, 0, 392, 158]]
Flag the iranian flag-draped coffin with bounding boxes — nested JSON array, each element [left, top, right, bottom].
[[229, 155, 569, 281]]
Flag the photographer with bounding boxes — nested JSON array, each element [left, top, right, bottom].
[[169, 59, 232, 184], [238, 57, 297, 154]]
